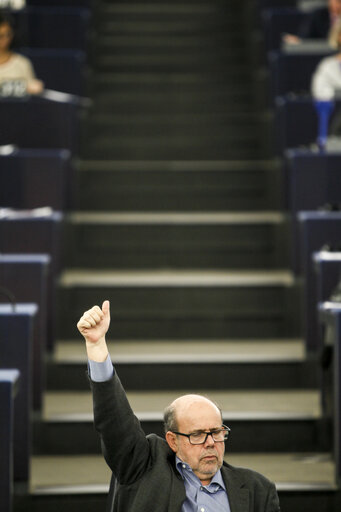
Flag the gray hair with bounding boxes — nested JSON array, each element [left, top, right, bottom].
[[163, 403, 178, 434]]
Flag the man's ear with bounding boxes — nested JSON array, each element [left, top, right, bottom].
[[166, 431, 178, 453]]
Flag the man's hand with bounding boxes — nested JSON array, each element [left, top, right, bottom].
[[77, 300, 110, 362], [282, 33, 301, 45]]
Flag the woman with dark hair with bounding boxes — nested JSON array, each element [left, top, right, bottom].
[[0, 11, 43, 95]]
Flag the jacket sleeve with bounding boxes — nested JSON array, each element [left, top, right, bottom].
[[89, 371, 151, 485], [265, 481, 281, 512]]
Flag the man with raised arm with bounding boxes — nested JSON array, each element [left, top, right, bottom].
[[77, 300, 280, 512]]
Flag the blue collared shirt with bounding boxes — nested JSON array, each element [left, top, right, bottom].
[[176, 457, 231, 512]]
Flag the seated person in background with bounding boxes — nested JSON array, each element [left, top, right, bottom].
[[284, 0, 341, 45], [77, 301, 280, 512], [311, 18, 341, 99], [0, 12, 43, 96]]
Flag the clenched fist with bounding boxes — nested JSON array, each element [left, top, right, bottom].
[[77, 300, 110, 361]]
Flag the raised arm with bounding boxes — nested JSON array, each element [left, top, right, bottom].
[[77, 300, 151, 484]]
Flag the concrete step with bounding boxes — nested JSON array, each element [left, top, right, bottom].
[[34, 386, 324, 454], [93, 51, 249, 71], [97, 11, 243, 33], [92, 72, 253, 94], [47, 338, 316, 391], [76, 160, 281, 212], [82, 112, 263, 161], [57, 269, 300, 339], [91, 90, 253, 113], [82, 131, 262, 160], [96, 52, 246, 71], [64, 211, 289, 269], [27, 453, 337, 498], [87, 112, 259, 132], [96, 34, 245, 54], [16, 452, 339, 512], [99, 2, 239, 16]]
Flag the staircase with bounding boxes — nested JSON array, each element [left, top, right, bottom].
[[19, 1, 339, 511]]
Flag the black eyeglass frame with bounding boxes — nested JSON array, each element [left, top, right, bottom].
[[171, 425, 231, 445]]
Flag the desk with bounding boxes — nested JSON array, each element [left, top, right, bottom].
[[298, 212, 341, 351], [0, 210, 63, 350], [284, 149, 341, 211], [0, 255, 49, 410], [269, 47, 334, 100], [0, 96, 80, 154], [319, 302, 341, 485], [0, 149, 72, 210]]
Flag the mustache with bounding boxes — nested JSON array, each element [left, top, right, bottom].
[[200, 451, 218, 461]]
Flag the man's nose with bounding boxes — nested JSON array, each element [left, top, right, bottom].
[[204, 433, 215, 446]]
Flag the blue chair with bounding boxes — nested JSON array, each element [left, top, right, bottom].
[[262, 8, 304, 52], [0, 306, 37, 484], [0, 149, 73, 210], [0, 96, 80, 154], [20, 48, 87, 96], [0, 211, 63, 350], [0, 369, 20, 509], [0, 255, 50, 411], [297, 212, 341, 351], [20, 8, 91, 51], [319, 303, 341, 485], [315, 250, 341, 305], [274, 96, 341, 156], [274, 96, 318, 155], [309, 250, 341, 359], [284, 148, 341, 211], [269, 49, 335, 101]]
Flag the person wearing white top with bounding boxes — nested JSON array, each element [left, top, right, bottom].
[[0, 12, 43, 95], [312, 17, 341, 100]]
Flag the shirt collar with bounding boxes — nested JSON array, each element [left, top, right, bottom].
[[175, 457, 226, 491]]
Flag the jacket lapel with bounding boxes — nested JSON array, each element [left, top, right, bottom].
[[221, 464, 250, 512], [167, 453, 186, 512]]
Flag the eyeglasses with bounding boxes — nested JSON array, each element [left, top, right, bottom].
[[172, 425, 231, 445]]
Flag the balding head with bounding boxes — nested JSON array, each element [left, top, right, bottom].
[[163, 394, 222, 434], [164, 394, 225, 485]]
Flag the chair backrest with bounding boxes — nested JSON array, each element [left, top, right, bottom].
[[0, 369, 20, 509], [0, 307, 37, 482], [0, 255, 50, 410], [0, 96, 80, 154], [20, 48, 87, 96], [0, 149, 72, 210], [0, 211, 63, 350], [298, 212, 341, 351]]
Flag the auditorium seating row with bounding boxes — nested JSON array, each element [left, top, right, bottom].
[[0, 1, 92, 509], [258, 1, 337, 154], [257, 0, 341, 488]]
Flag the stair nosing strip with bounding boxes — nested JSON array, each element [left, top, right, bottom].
[[44, 411, 320, 423], [69, 212, 285, 225], [54, 355, 305, 365], [31, 481, 338, 495], [59, 271, 295, 288]]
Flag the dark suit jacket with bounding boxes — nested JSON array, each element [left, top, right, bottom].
[[299, 7, 331, 40], [90, 373, 280, 512]]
